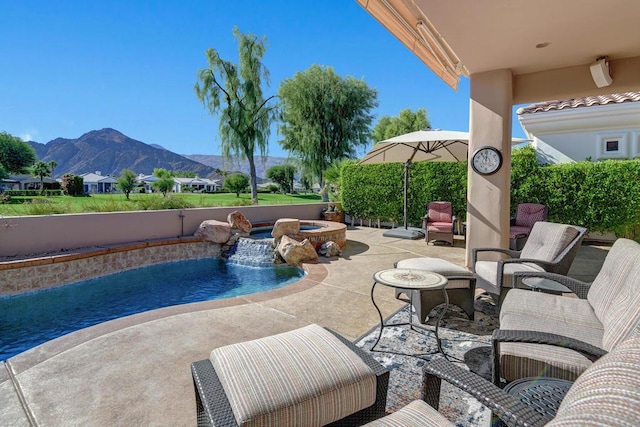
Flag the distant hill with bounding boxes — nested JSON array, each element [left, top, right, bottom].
[[27, 128, 219, 179], [184, 154, 290, 181]]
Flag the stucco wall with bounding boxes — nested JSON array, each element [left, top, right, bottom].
[[0, 204, 326, 257], [518, 101, 640, 164]]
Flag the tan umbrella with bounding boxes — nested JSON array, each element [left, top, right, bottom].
[[360, 130, 527, 239], [359, 130, 469, 239]]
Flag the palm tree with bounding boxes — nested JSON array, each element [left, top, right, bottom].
[[31, 161, 51, 194], [48, 160, 58, 179]]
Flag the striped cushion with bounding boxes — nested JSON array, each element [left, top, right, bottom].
[[601, 259, 640, 351], [396, 258, 473, 290], [515, 203, 547, 227], [427, 202, 452, 223], [520, 222, 579, 262], [474, 260, 544, 293], [587, 238, 640, 324], [210, 324, 377, 426], [500, 290, 603, 381], [548, 334, 640, 426], [363, 399, 453, 426]]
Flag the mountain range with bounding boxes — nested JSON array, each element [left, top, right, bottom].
[[26, 128, 288, 180]]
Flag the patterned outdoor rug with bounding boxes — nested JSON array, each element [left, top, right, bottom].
[[356, 294, 499, 426]]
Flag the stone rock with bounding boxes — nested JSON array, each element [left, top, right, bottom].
[[277, 235, 319, 266], [318, 241, 342, 257], [194, 220, 231, 244], [227, 211, 252, 235], [271, 218, 300, 238]]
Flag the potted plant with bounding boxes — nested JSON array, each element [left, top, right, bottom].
[[322, 202, 342, 222]]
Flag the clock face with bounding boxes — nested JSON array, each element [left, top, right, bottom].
[[471, 147, 502, 175]]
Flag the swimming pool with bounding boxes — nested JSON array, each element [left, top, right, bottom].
[[0, 258, 304, 360]]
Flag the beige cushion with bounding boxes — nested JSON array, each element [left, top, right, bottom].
[[210, 324, 376, 426], [499, 290, 603, 381], [601, 259, 640, 351], [587, 238, 640, 324], [474, 260, 544, 293], [363, 399, 453, 426], [397, 257, 473, 289], [548, 334, 640, 426], [519, 222, 579, 262]]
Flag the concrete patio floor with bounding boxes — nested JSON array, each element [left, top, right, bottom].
[[1, 226, 608, 426]]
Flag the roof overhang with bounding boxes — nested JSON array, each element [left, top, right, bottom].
[[356, 0, 640, 100]]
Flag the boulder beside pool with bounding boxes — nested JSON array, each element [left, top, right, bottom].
[[318, 241, 342, 257], [227, 210, 252, 235], [271, 218, 300, 238], [277, 235, 319, 265], [194, 220, 231, 243]]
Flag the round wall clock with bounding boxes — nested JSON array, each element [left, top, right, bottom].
[[471, 146, 503, 175]]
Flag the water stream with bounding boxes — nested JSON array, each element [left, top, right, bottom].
[[225, 238, 276, 267]]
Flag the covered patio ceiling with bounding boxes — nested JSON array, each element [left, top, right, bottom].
[[356, 0, 640, 102]]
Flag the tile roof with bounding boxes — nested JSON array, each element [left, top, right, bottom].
[[517, 92, 640, 114]]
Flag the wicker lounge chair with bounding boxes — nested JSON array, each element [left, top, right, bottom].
[[424, 202, 455, 245], [191, 324, 389, 426], [472, 221, 587, 306], [509, 203, 548, 250], [363, 333, 640, 426], [493, 238, 640, 385]]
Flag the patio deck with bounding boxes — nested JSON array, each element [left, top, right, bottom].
[[0, 226, 608, 426]]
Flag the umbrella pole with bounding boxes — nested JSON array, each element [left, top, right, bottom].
[[403, 161, 410, 229]]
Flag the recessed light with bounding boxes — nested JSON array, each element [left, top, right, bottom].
[[536, 42, 551, 49]]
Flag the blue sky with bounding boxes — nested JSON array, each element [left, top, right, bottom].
[[1, 1, 527, 158]]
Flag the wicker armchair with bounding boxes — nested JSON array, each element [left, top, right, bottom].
[[424, 202, 455, 245], [509, 203, 548, 250], [364, 333, 640, 427], [472, 222, 587, 306], [493, 238, 640, 384]]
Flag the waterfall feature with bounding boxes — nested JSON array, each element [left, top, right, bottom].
[[225, 238, 276, 267]]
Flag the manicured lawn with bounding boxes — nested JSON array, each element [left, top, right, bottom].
[[0, 192, 323, 216]]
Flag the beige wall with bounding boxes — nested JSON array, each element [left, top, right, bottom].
[[514, 56, 640, 105], [0, 204, 326, 257], [466, 69, 513, 266]]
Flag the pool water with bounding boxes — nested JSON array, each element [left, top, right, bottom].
[[0, 258, 304, 360]]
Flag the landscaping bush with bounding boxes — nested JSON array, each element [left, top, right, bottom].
[[61, 174, 84, 196], [4, 189, 64, 197], [22, 199, 71, 215], [135, 195, 195, 210], [341, 149, 640, 239]]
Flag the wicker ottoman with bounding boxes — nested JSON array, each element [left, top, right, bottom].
[[191, 324, 389, 426], [395, 257, 476, 321]]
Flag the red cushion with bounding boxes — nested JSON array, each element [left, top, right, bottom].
[[427, 202, 452, 223]]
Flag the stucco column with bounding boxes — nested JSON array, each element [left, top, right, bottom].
[[465, 69, 513, 267]]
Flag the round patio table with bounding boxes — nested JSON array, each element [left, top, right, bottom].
[[370, 268, 448, 355]]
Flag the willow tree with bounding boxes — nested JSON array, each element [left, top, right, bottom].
[[194, 27, 277, 204], [372, 108, 430, 142], [278, 65, 377, 201]]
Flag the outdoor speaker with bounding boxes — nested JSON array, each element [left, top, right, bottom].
[[590, 57, 612, 88]]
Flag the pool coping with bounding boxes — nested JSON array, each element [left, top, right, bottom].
[[5, 261, 328, 375]]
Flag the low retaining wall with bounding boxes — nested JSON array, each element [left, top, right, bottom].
[[0, 237, 220, 296], [0, 204, 326, 257]]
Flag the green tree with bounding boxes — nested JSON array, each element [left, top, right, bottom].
[[371, 108, 430, 142], [61, 174, 84, 196], [151, 168, 175, 197], [278, 65, 377, 201], [266, 164, 296, 193], [195, 27, 277, 205], [224, 173, 249, 197], [31, 160, 51, 193], [117, 169, 138, 200], [0, 132, 36, 179]]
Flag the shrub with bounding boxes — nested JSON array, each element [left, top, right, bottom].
[[61, 174, 84, 196], [135, 195, 195, 210], [22, 199, 70, 215]]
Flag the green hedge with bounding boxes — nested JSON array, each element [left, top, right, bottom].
[[342, 145, 640, 239], [3, 189, 64, 197]]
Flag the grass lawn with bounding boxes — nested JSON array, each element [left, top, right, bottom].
[[0, 192, 323, 216]]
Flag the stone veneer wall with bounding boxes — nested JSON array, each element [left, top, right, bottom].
[[0, 238, 220, 296]]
